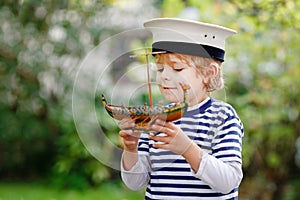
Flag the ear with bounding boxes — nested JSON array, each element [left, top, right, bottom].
[[202, 62, 218, 83], [207, 62, 218, 77]]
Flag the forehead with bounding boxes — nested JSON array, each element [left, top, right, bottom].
[[155, 53, 192, 65]]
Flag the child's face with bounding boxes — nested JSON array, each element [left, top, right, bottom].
[[155, 53, 208, 106]]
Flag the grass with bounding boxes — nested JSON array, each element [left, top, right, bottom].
[[0, 181, 144, 200]]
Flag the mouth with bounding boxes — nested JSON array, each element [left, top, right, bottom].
[[160, 86, 177, 90]]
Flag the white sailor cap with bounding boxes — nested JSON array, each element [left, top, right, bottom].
[[143, 18, 236, 62]]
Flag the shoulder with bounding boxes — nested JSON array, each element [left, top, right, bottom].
[[208, 99, 244, 141], [209, 98, 243, 130], [209, 98, 240, 118]]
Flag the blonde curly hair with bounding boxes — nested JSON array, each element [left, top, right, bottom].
[[190, 56, 224, 92]]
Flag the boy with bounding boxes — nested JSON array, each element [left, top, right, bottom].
[[119, 18, 244, 199]]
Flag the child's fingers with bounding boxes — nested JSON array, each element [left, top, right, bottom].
[[151, 123, 170, 135], [118, 118, 135, 130], [119, 129, 141, 140], [152, 143, 169, 150], [149, 135, 173, 146], [156, 119, 175, 128], [152, 119, 178, 135], [119, 129, 132, 139]]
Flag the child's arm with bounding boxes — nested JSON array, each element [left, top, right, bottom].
[[119, 119, 150, 190], [150, 119, 202, 171], [192, 152, 243, 193], [150, 119, 243, 194], [120, 118, 202, 173], [121, 153, 150, 190], [119, 129, 140, 170], [118, 118, 140, 170]]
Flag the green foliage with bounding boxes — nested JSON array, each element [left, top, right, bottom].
[[0, 0, 115, 188], [0, 181, 144, 200], [161, 0, 185, 17]]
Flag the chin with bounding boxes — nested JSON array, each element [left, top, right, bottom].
[[159, 89, 183, 103], [163, 94, 182, 103]]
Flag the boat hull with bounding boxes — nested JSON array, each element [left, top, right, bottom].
[[101, 95, 187, 131]]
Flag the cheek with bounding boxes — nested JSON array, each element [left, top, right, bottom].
[[179, 71, 195, 84], [156, 73, 161, 83]]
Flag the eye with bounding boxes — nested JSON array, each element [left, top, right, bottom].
[[174, 68, 183, 72], [157, 68, 164, 72], [155, 64, 164, 72]]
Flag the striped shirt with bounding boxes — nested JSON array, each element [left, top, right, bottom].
[[121, 97, 244, 199]]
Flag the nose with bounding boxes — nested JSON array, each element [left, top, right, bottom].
[[161, 66, 171, 80]]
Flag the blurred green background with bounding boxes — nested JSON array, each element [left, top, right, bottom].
[[1, 0, 300, 199]]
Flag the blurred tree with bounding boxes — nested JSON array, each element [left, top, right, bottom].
[[0, 0, 117, 187]]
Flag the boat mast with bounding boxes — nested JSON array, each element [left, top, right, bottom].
[[145, 49, 153, 108], [130, 50, 166, 108]]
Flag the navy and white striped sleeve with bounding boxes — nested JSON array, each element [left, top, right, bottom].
[[193, 103, 244, 194]]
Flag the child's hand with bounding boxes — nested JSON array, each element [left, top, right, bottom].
[[118, 118, 140, 152], [150, 119, 193, 155]]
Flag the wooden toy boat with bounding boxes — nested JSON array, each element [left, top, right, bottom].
[[101, 50, 190, 131]]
